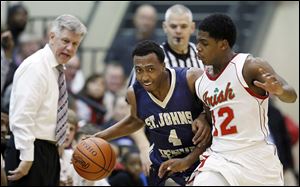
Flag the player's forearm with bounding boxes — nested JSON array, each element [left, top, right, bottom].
[[184, 145, 206, 168], [131, 127, 150, 150], [94, 115, 144, 141]]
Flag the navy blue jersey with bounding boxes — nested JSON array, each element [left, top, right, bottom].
[[133, 67, 203, 166]]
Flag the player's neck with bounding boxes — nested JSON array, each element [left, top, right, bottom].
[[213, 51, 237, 75], [151, 70, 170, 102]]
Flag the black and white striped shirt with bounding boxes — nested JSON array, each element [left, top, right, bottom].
[[162, 42, 204, 70], [128, 41, 204, 86]]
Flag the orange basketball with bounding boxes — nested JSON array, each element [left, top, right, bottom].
[[72, 137, 116, 181]]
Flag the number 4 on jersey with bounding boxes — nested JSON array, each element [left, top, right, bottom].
[[168, 129, 182, 146]]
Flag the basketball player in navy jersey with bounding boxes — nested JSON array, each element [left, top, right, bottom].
[[189, 14, 297, 186], [128, 4, 205, 177], [93, 40, 211, 186]]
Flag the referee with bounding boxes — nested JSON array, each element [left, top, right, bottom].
[[128, 4, 204, 86]]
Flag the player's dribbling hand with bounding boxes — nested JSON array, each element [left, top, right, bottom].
[[158, 158, 189, 178], [80, 134, 93, 141], [7, 160, 33, 181], [254, 68, 284, 96]]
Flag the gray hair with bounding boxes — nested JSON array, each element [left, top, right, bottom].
[[50, 14, 87, 38], [165, 4, 193, 22]]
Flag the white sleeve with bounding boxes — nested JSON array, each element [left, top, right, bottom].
[[9, 64, 46, 161]]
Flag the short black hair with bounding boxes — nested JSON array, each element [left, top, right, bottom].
[[6, 4, 28, 25], [198, 14, 236, 48], [132, 40, 165, 63]]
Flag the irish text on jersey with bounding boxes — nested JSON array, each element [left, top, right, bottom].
[[203, 82, 235, 108]]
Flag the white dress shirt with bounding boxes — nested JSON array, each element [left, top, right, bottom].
[[9, 44, 61, 161]]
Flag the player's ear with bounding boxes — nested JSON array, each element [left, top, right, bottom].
[[49, 32, 55, 45], [220, 39, 229, 50]]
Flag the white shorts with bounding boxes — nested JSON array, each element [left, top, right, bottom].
[[187, 143, 284, 186]]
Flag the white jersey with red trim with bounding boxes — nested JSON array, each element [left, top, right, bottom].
[[195, 53, 271, 152]]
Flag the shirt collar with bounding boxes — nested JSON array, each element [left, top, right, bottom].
[[44, 44, 60, 69]]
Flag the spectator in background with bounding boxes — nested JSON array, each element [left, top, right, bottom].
[[1, 32, 41, 113], [1, 112, 9, 157], [105, 4, 162, 77], [102, 96, 130, 129], [5, 4, 28, 46], [65, 55, 85, 95], [102, 96, 135, 158], [63, 109, 79, 150], [65, 55, 86, 111], [76, 73, 106, 127], [2, 4, 29, 98], [14, 32, 41, 66], [59, 109, 79, 186], [1, 30, 14, 95], [108, 150, 144, 186], [103, 63, 127, 122]]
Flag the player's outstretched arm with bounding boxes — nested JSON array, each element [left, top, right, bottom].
[[244, 56, 297, 103], [93, 88, 144, 141]]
